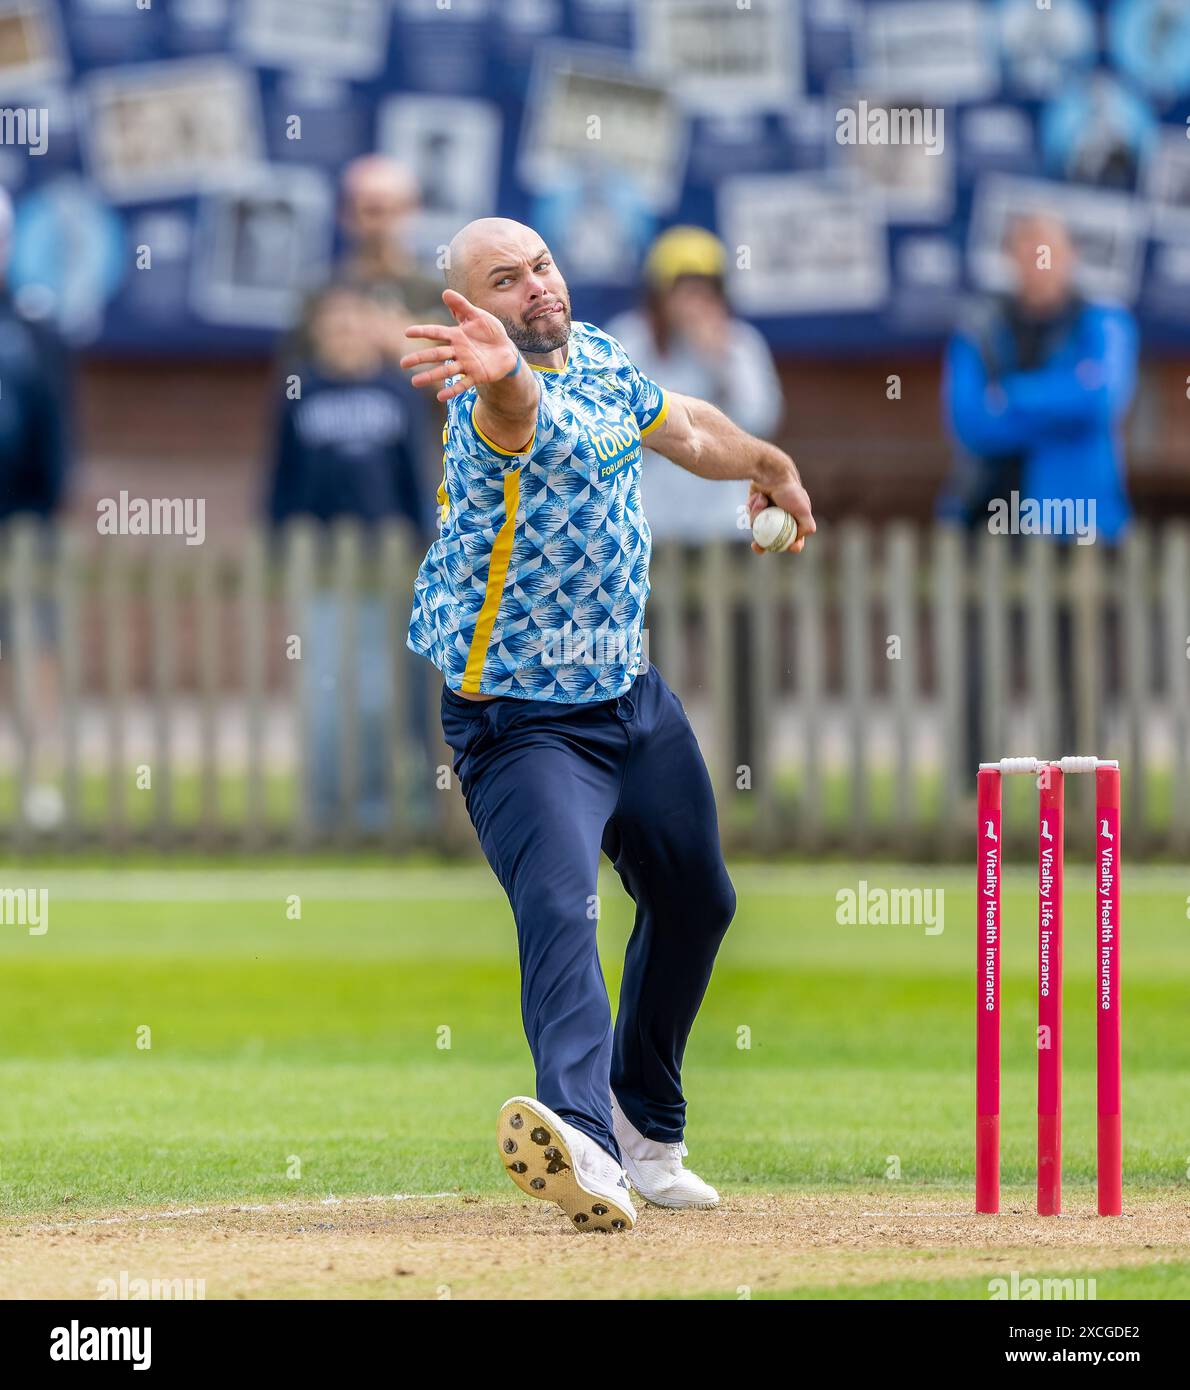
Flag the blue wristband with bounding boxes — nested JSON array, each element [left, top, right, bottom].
[[502, 353, 523, 380]]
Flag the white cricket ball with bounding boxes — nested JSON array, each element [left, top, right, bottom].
[[752, 505, 796, 553]]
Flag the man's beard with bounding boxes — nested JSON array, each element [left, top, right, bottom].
[[500, 302, 572, 354]]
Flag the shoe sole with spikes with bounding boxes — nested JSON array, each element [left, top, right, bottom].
[[497, 1096, 635, 1233]]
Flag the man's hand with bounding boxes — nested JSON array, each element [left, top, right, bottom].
[[400, 288, 520, 403], [647, 393, 816, 553], [746, 472, 816, 555]]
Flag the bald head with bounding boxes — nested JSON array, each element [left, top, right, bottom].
[[341, 156, 419, 264], [445, 218, 540, 293], [446, 218, 572, 354], [1008, 212, 1076, 314], [343, 155, 419, 208]]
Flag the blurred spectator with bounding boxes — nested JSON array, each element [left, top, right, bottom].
[[939, 212, 1138, 767], [0, 186, 72, 828], [0, 193, 70, 524], [609, 226, 783, 542], [940, 214, 1136, 536], [267, 285, 434, 836], [272, 156, 449, 837], [337, 155, 445, 326], [270, 288, 431, 533], [290, 156, 448, 368], [611, 226, 784, 774]]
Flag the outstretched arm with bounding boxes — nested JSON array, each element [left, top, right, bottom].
[[646, 391, 815, 553], [400, 288, 540, 452]]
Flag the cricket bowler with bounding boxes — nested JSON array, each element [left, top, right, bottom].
[[401, 219, 814, 1232]]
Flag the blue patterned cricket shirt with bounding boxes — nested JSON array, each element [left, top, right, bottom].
[[407, 321, 669, 701]]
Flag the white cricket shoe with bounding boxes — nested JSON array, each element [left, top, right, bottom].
[[497, 1096, 636, 1233], [611, 1092, 720, 1209]]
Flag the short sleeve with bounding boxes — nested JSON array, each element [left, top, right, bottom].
[[448, 378, 559, 471], [607, 336, 669, 439]]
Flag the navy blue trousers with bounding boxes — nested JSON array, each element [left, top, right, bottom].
[[440, 663, 736, 1162]]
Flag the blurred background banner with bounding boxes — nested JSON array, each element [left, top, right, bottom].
[[0, 0, 1186, 352], [0, 0, 1181, 529]]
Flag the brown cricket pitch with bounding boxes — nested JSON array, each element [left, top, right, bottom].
[[1, 1190, 1185, 1300]]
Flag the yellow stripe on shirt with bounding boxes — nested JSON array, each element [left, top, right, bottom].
[[461, 467, 521, 694], [437, 423, 449, 522], [474, 419, 536, 457], [640, 389, 670, 438]]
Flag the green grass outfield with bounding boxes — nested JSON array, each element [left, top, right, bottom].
[[0, 860, 1187, 1296], [709, 1263, 1190, 1300]]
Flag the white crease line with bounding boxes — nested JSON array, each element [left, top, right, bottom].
[[859, 1212, 995, 1219], [20, 1192, 459, 1233], [858, 1211, 1123, 1220]]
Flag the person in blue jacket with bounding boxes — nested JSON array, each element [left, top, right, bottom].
[[0, 185, 73, 829], [939, 212, 1138, 768], [941, 213, 1137, 539]]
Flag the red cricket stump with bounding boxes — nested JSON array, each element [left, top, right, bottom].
[[1096, 765, 1123, 1217], [1036, 766, 1064, 1216], [976, 768, 1002, 1214], [976, 756, 1122, 1215]]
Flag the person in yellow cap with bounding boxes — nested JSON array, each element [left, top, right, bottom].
[[608, 226, 784, 542]]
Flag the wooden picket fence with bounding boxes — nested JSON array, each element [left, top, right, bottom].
[[1, 516, 1187, 858]]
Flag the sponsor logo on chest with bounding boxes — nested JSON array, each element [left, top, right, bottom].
[[587, 414, 642, 482]]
